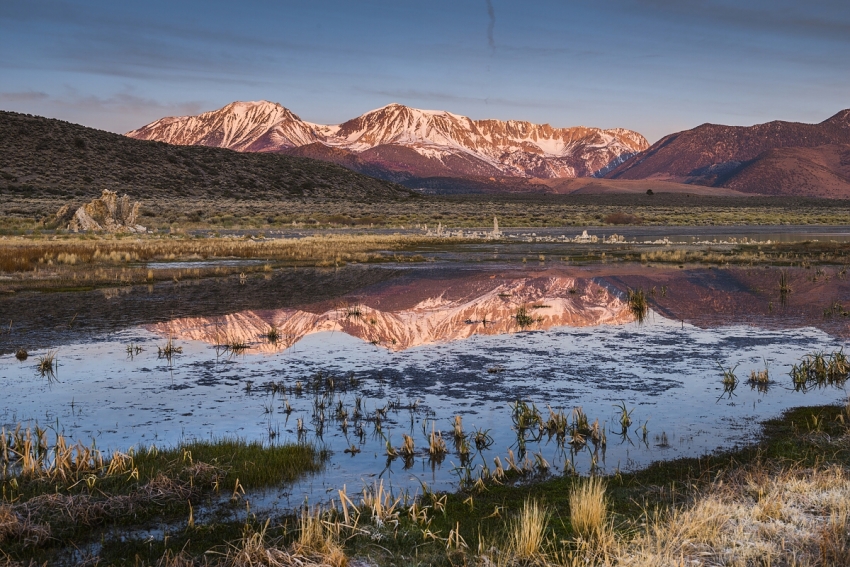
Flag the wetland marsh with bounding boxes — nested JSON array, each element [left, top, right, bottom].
[[2, 228, 849, 566]]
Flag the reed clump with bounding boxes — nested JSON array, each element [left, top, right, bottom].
[[791, 350, 849, 390], [35, 349, 57, 379], [399, 434, 415, 458], [264, 325, 280, 344], [747, 361, 770, 392], [514, 305, 537, 328], [626, 288, 648, 324], [157, 337, 182, 359], [718, 363, 739, 390], [428, 425, 448, 460], [220, 514, 346, 567]]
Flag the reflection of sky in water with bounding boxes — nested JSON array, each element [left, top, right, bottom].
[[1, 313, 847, 512]]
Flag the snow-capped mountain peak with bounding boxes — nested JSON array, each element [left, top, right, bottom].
[[126, 101, 649, 179]]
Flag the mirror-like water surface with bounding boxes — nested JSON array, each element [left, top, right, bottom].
[[2, 265, 847, 512]]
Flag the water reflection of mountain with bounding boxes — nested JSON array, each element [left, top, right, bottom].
[[149, 274, 633, 352]]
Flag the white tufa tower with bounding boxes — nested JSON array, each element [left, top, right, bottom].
[[492, 216, 502, 238]]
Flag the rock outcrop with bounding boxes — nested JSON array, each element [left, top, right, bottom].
[[64, 190, 146, 233]]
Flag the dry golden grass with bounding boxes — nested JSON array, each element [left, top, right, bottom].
[[569, 476, 609, 541], [508, 498, 550, 562], [0, 234, 453, 289], [218, 514, 346, 567], [597, 463, 850, 567], [151, 549, 202, 567]]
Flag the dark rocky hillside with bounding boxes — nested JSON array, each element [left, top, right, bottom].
[[0, 111, 416, 202]]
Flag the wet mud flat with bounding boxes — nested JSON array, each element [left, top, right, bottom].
[[2, 262, 848, 509]]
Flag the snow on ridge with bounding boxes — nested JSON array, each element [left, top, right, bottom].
[[126, 100, 648, 177]]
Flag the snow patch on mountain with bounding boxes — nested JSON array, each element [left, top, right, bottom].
[[126, 100, 649, 179]]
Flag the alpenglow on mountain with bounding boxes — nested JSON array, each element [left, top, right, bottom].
[[126, 101, 649, 182]]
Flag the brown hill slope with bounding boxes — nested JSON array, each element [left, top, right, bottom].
[[720, 144, 850, 198], [0, 111, 415, 202], [606, 109, 850, 197]]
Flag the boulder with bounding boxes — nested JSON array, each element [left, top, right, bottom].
[[66, 190, 146, 233]]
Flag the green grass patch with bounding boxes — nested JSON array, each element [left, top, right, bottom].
[[1, 436, 326, 564]]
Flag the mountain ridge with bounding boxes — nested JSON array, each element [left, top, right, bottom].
[[605, 109, 850, 197], [126, 101, 649, 181]]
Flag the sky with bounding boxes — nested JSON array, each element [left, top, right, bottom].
[[1, 0, 848, 142]]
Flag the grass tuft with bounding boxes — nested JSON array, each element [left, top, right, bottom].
[[569, 476, 608, 540], [627, 288, 648, 324], [35, 349, 57, 380], [508, 498, 550, 562]]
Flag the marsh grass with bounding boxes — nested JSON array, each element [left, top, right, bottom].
[[263, 325, 280, 344], [157, 337, 182, 360], [35, 350, 56, 380], [514, 305, 537, 328], [718, 362, 739, 390], [614, 402, 633, 434], [1, 428, 326, 564], [217, 513, 346, 567], [626, 288, 648, 324], [791, 349, 849, 390], [428, 424, 448, 461], [6, 403, 850, 567], [1, 431, 325, 497], [747, 360, 771, 392], [511, 400, 543, 434], [224, 337, 250, 355], [400, 434, 415, 458], [472, 428, 494, 451]]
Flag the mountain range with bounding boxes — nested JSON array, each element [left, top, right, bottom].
[[128, 102, 850, 198], [126, 101, 649, 184]]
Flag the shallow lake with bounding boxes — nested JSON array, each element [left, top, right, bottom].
[[2, 264, 848, 512]]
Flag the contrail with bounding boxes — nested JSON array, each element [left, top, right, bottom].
[[486, 0, 496, 52]]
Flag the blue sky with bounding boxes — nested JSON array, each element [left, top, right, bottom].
[[1, 0, 848, 142]]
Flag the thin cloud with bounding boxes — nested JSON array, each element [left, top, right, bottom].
[[624, 0, 850, 43], [0, 88, 208, 133], [0, 90, 49, 102]]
